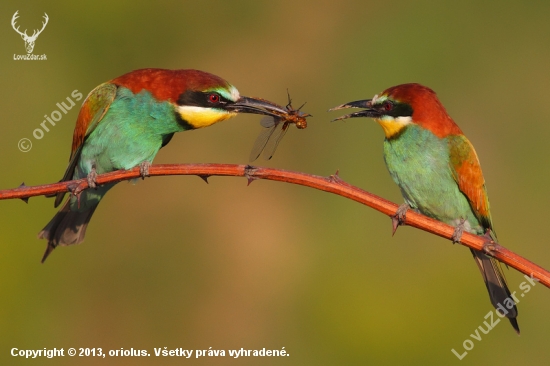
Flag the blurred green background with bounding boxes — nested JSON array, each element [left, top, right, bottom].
[[1, 0, 550, 365]]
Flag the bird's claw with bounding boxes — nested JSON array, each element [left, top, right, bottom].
[[482, 242, 498, 256], [87, 168, 98, 189], [139, 161, 151, 179], [452, 218, 466, 244], [391, 203, 410, 236], [480, 230, 499, 256], [67, 182, 79, 195]]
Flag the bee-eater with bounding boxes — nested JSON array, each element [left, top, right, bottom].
[[38, 68, 288, 263], [330, 83, 519, 333]]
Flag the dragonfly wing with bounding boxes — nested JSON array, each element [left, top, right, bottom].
[[263, 122, 290, 160], [249, 123, 278, 162], [260, 115, 277, 128]]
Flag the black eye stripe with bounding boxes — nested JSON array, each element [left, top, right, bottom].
[[177, 90, 230, 107], [377, 101, 413, 118]]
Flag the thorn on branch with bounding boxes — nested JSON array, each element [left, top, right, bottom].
[[391, 218, 399, 236], [198, 175, 210, 184], [18, 182, 29, 203], [328, 169, 344, 184], [244, 165, 258, 186], [391, 203, 410, 236]]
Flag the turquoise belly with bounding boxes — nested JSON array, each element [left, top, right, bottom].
[[70, 88, 184, 211], [382, 125, 483, 234], [76, 87, 184, 177]]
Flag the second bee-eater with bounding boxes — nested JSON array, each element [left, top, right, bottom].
[[38, 68, 288, 263], [330, 83, 519, 333]]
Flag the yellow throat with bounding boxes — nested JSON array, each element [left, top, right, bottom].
[[375, 116, 412, 139], [177, 106, 237, 129]]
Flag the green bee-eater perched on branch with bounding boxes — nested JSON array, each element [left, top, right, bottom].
[[331, 83, 519, 333], [39, 68, 289, 263]]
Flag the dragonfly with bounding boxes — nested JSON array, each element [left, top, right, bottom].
[[249, 92, 310, 161]]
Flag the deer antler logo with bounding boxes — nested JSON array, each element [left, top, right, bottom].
[[11, 11, 49, 54]]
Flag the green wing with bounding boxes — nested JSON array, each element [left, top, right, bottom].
[[54, 83, 117, 207]]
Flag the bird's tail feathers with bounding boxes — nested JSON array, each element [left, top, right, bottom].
[[37, 200, 97, 263], [471, 249, 519, 333]]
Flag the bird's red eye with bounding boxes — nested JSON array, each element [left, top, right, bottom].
[[384, 101, 393, 112], [208, 93, 220, 103]]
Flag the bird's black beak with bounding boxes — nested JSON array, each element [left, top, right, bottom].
[[328, 99, 381, 121], [226, 96, 288, 117]]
